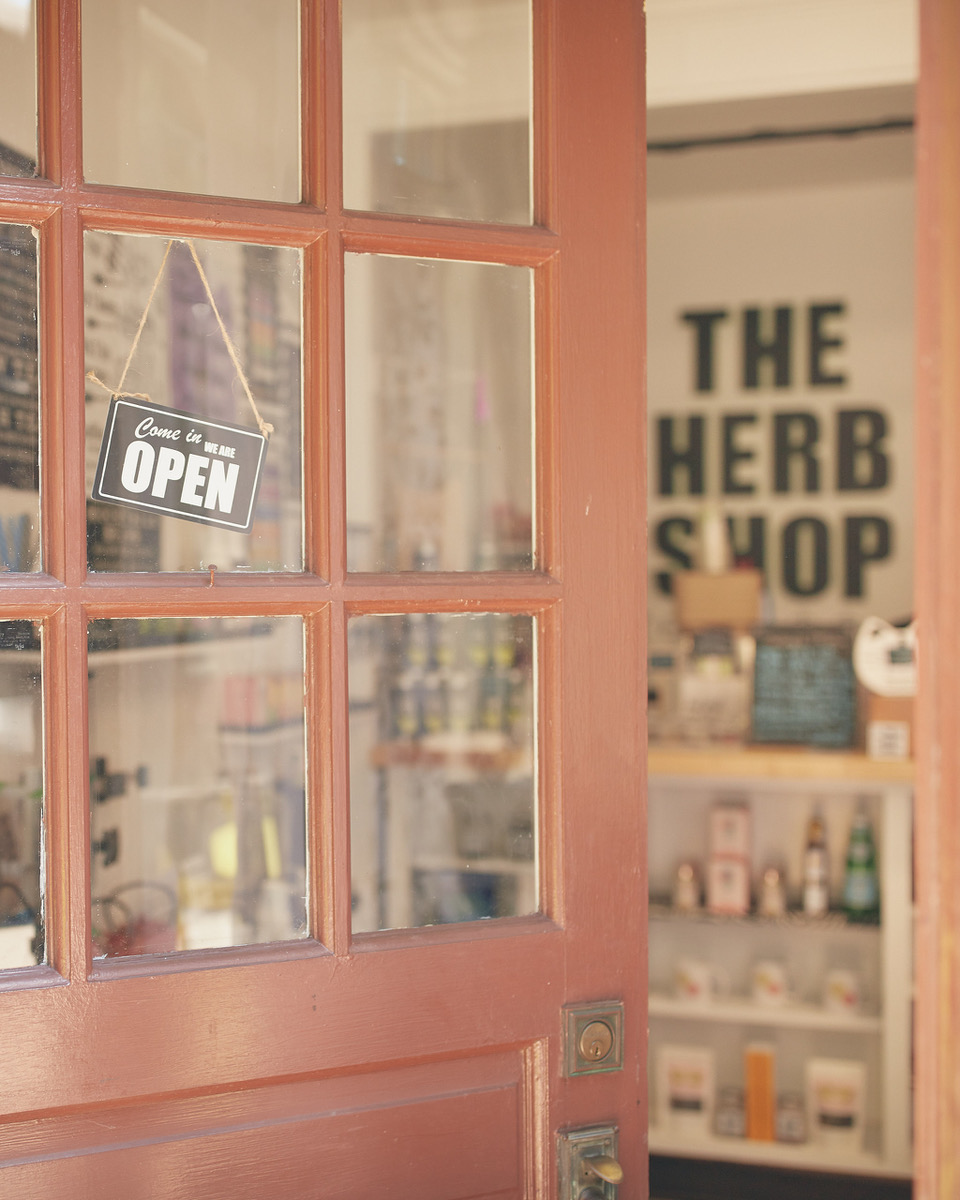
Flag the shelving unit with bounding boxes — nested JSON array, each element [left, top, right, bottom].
[[365, 735, 536, 932], [86, 629, 277, 670], [648, 899, 883, 931], [648, 993, 883, 1034], [648, 1126, 899, 1178], [647, 746, 913, 1180], [648, 745, 914, 785], [85, 623, 308, 954]]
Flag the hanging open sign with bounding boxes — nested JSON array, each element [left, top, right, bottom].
[[92, 398, 268, 532]]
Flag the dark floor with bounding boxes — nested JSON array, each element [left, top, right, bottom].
[[650, 1155, 912, 1200]]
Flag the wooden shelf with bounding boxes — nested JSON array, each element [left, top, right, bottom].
[[648, 901, 881, 935], [648, 744, 914, 784], [138, 784, 224, 805], [87, 633, 277, 669], [649, 992, 883, 1033], [411, 855, 534, 875], [218, 721, 304, 743], [371, 736, 531, 774]]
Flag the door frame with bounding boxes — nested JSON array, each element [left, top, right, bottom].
[[914, 0, 960, 1195]]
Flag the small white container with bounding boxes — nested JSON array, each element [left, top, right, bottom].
[[805, 1058, 866, 1152]]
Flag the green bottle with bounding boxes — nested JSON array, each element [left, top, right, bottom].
[[843, 807, 880, 924]]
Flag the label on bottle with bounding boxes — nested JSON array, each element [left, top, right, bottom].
[[803, 883, 829, 916], [844, 869, 879, 911], [849, 840, 871, 864]]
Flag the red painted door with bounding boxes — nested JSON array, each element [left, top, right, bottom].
[[0, 1, 647, 1196]]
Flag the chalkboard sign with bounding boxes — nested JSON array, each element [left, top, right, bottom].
[[752, 626, 856, 748]]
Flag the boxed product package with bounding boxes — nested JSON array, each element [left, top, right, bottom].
[[656, 1044, 715, 1135], [805, 1058, 866, 1151]]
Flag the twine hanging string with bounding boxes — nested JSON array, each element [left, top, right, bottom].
[[86, 237, 173, 403], [184, 240, 273, 437], [86, 238, 274, 439]]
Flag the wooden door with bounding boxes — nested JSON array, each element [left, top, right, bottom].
[[0, 2, 647, 1196]]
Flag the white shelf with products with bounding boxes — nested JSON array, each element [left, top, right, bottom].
[[409, 853, 534, 875], [649, 899, 883, 933], [367, 734, 537, 932], [647, 745, 913, 1180], [218, 721, 305, 745], [86, 630, 279, 670], [647, 1126, 898, 1178]]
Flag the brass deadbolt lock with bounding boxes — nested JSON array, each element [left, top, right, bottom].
[[578, 1019, 614, 1063], [563, 1001, 624, 1076]]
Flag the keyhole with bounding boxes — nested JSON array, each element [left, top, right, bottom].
[[577, 1019, 614, 1064]]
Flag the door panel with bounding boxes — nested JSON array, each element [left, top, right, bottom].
[[0, 2, 647, 1195], [2, 933, 560, 1106], [5, 1051, 533, 1198]]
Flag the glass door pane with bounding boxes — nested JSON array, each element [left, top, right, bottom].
[[0, 1, 36, 177], [345, 253, 533, 572], [81, 0, 300, 201], [88, 615, 307, 958], [84, 232, 303, 573], [342, 0, 532, 223], [0, 622, 43, 969], [0, 223, 39, 571], [349, 611, 536, 933]]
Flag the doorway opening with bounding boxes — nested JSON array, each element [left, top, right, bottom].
[[645, 6, 917, 1196]]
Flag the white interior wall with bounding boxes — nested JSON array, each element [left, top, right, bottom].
[[647, 0, 918, 109]]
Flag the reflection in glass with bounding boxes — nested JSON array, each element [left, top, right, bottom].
[[84, 232, 302, 573], [82, 0, 299, 202], [345, 255, 533, 572], [0, 1, 36, 177], [0, 621, 44, 969], [342, 0, 531, 223], [0, 225, 40, 571], [350, 612, 536, 933], [88, 616, 307, 958]]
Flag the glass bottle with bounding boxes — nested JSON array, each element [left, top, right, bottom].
[[802, 809, 830, 917], [842, 805, 880, 924]]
